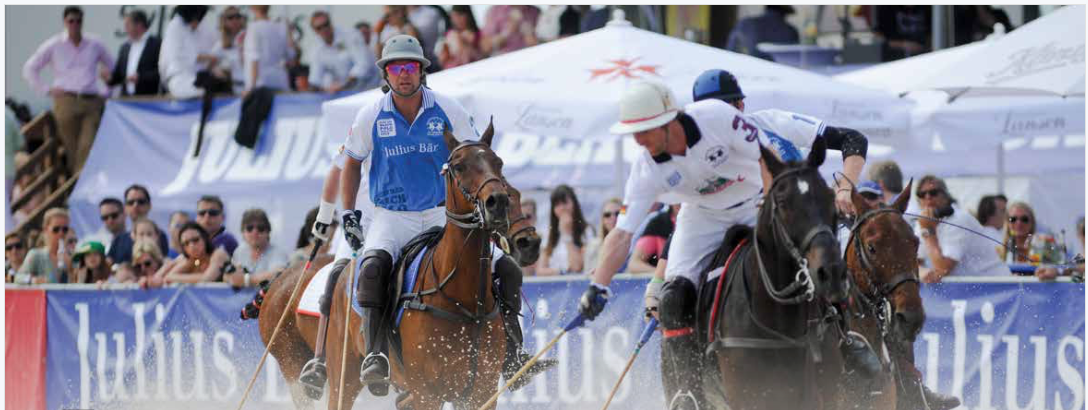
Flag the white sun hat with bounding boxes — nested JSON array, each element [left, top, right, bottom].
[[609, 80, 680, 135]]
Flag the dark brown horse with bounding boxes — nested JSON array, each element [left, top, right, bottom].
[[840, 181, 925, 410], [257, 124, 535, 410], [709, 141, 851, 410]]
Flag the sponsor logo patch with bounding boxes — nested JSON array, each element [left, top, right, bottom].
[[426, 117, 445, 136], [667, 171, 682, 187], [377, 118, 396, 138], [704, 145, 728, 167]]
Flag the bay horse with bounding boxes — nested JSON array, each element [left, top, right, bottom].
[[255, 123, 533, 410], [839, 181, 927, 410], [707, 140, 852, 410]]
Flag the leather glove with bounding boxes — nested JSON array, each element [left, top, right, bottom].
[[644, 278, 663, 321], [340, 209, 365, 251], [578, 282, 612, 320], [312, 200, 336, 243]]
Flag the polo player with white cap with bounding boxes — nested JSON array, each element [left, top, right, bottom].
[[576, 80, 874, 409]]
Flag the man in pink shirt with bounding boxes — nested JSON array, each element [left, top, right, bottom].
[[481, 5, 540, 56], [23, 6, 114, 175]]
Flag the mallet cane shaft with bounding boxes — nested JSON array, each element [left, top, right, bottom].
[[600, 318, 659, 410]]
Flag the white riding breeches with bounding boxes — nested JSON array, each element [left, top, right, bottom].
[[664, 200, 759, 286], [359, 206, 505, 267]]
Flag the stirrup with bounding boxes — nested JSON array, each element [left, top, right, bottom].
[[298, 358, 327, 400], [842, 330, 881, 378], [359, 352, 391, 396], [668, 390, 701, 410]]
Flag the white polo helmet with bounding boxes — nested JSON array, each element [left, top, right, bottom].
[[375, 34, 432, 70], [609, 81, 680, 135]]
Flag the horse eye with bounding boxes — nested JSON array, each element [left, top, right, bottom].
[[452, 163, 465, 173], [867, 244, 877, 254]]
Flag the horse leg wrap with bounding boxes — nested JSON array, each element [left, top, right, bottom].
[[659, 277, 705, 410]]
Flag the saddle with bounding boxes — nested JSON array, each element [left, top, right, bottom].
[[390, 226, 446, 326]]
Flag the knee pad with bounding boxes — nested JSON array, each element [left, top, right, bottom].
[[659, 277, 697, 330], [494, 255, 523, 308], [319, 259, 352, 316], [356, 250, 393, 309]]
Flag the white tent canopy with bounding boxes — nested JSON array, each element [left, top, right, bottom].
[[322, 14, 915, 190]]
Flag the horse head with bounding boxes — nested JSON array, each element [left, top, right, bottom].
[[442, 118, 510, 230], [503, 183, 542, 266], [848, 179, 925, 351], [759, 138, 849, 304]]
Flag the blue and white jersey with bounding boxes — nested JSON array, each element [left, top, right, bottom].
[[343, 87, 479, 211], [746, 109, 826, 163]]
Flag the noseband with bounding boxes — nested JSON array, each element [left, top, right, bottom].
[[847, 207, 921, 340], [753, 167, 836, 305], [442, 142, 507, 231]]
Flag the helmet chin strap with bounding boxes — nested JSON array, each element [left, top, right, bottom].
[[386, 77, 421, 98]]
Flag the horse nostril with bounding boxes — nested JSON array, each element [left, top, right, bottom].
[[516, 237, 530, 249]]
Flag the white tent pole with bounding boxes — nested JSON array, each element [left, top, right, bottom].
[[996, 143, 1006, 193]]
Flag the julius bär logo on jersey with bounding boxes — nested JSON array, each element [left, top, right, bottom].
[[704, 145, 727, 167], [426, 117, 445, 136], [377, 118, 396, 138], [697, 175, 744, 195]]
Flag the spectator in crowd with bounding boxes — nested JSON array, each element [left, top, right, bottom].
[[356, 21, 373, 46], [86, 197, 125, 254], [975, 194, 1008, 241], [226, 208, 289, 287], [196, 195, 239, 255], [438, 5, 483, 69], [953, 5, 1013, 46], [307, 10, 378, 93], [127, 238, 164, 285], [538, 185, 593, 275], [159, 5, 218, 99], [535, 5, 582, 42], [11, 153, 45, 226], [857, 180, 885, 208], [408, 5, 443, 71], [874, 6, 932, 61], [627, 204, 679, 273], [580, 5, 611, 33], [167, 211, 190, 258], [109, 184, 168, 265], [585, 197, 621, 271], [725, 5, 799, 60], [18, 207, 74, 284], [23, 6, 114, 175], [999, 202, 1041, 264], [867, 160, 904, 206], [520, 197, 540, 275], [290, 206, 336, 267], [211, 6, 246, 94], [107, 9, 161, 96], [6, 232, 29, 282], [914, 175, 1010, 282], [72, 241, 110, 284], [481, 5, 540, 56], [243, 5, 298, 93], [133, 218, 164, 251], [374, 6, 422, 59], [6, 108, 25, 229], [159, 221, 231, 284]]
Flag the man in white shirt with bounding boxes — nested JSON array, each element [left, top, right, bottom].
[[307, 11, 378, 93], [915, 175, 1011, 281], [159, 6, 218, 99]]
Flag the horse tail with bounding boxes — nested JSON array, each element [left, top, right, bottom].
[[240, 279, 274, 320]]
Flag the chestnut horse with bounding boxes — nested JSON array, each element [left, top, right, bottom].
[[257, 124, 532, 410], [839, 181, 926, 410]]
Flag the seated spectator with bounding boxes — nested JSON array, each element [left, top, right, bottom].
[[481, 5, 540, 57], [975, 194, 1008, 241], [307, 10, 377, 93], [628, 204, 679, 273], [109, 184, 168, 266], [374, 6, 422, 59], [290, 207, 337, 267], [914, 175, 1010, 282], [126, 239, 164, 285], [519, 197, 540, 275], [133, 217, 164, 249], [725, 6, 800, 60], [211, 6, 246, 94], [356, 21, 373, 46], [867, 160, 904, 206], [874, 6, 931, 61], [535, 5, 581, 42], [838, 181, 884, 252], [243, 5, 298, 93], [19, 207, 74, 284], [72, 241, 110, 284], [226, 208, 290, 287], [11, 152, 45, 225], [106, 9, 162, 97], [438, 6, 483, 69], [999, 202, 1051, 264], [538, 185, 593, 275], [408, 6, 443, 70], [86, 197, 125, 254], [196, 195, 239, 255], [159, 222, 231, 284], [6, 231, 29, 282], [167, 211, 190, 258], [159, 5, 218, 99], [585, 197, 621, 271]]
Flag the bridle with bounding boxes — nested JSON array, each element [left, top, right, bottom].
[[753, 167, 837, 305], [846, 206, 920, 343], [441, 142, 507, 231]]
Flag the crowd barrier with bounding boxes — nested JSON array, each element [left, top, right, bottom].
[[6, 276, 1084, 410]]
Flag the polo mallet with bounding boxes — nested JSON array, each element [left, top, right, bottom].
[[236, 240, 323, 410], [479, 297, 604, 410], [336, 250, 358, 410], [600, 318, 659, 410]]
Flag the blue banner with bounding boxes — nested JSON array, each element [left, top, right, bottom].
[[42, 279, 1084, 409]]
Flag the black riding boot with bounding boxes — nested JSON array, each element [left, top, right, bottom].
[[299, 259, 351, 400], [659, 277, 704, 410], [898, 357, 961, 410], [495, 255, 557, 391], [356, 250, 393, 397], [839, 308, 882, 378]]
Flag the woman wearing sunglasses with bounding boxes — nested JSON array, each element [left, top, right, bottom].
[[6, 232, 29, 282], [226, 208, 289, 287], [998, 202, 1054, 264], [159, 222, 231, 284], [19, 207, 74, 284], [584, 197, 621, 271]]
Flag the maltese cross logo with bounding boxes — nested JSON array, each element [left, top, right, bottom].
[[588, 57, 662, 82]]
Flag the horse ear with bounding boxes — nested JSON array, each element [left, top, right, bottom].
[[442, 122, 459, 152], [893, 178, 913, 213], [760, 144, 785, 177], [807, 137, 826, 168], [480, 116, 495, 147]]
